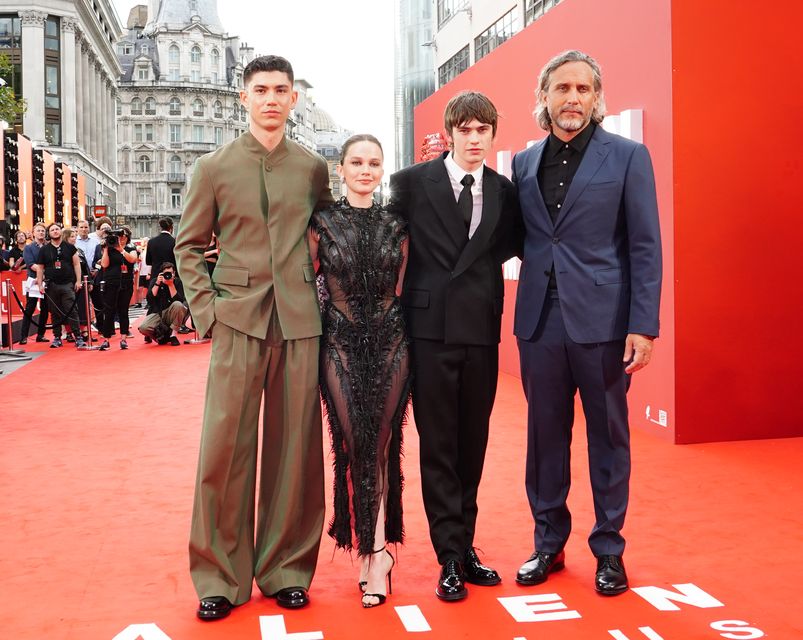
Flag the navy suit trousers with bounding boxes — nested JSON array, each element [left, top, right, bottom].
[[518, 291, 631, 557]]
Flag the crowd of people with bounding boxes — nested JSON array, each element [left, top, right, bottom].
[[0, 215, 198, 350]]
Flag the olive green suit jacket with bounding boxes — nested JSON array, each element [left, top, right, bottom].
[[176, 132, 333, 340]]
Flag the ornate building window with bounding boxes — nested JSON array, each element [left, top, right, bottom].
[[169, 44, 180, 64], [192, 125, 204, 142], [138, 155, 152, 173], [144, 96, 156, 115], [192, 98, 204, 117], [213, 100, 223, 118], [169, 155, 182, 174], [210, 48, 219, 70], [169, 97, 182, 115], [169, 124, 181, 144], [131, 97, 142, 114], [191, 45, 202, 64], [171, 188, 182, 208], [240, 105, 247, 122]]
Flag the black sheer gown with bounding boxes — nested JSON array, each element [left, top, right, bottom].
[[311, 197, 411, 556]]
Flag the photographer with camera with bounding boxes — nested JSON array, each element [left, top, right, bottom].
[[138, 262, 188, 346], [34, 223, 86, 348], [98, 227, 138, 350], [118, 227, 139, 338]]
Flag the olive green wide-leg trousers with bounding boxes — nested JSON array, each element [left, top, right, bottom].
[[189, 316, 324, 605]]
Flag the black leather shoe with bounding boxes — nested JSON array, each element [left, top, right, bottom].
[[516, 550, 565, 585], [463, 548, 501, 586], [35, 336, 49, 343], [272, 587, 309, 609], [595, 555, 628, 596], [197, 596, 233, 621], [436, 560, 467, 601]]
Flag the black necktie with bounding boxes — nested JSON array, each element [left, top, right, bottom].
[[458, 174, 474, 231]]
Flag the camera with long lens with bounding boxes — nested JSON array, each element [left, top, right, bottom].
[[161, 271, 174, 281], [105, 229, 125, 248]]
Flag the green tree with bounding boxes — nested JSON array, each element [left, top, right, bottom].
[[0, 53, 25, 125]]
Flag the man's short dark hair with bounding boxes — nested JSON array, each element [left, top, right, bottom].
[[443, 91, 499, 138], [243, 55, 294, 87], [158, 262, 176, 272], [158, 217, 173, 231], [94, 216, 112, 229]]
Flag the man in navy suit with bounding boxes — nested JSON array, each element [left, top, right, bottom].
[[512, 50, 662, 596]]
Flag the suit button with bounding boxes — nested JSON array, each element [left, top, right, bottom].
[[266, 166, 272, 172], [552, 237, 560, 244]]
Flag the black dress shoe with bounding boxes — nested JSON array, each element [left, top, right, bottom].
[[197, 596, 233, 621], [436, 560, 467, 601], [35, 336, 49, 343], [463, 548, 501, 586], [272, 587, 309, 609], [595, 555, 628, 596], [516, 550, 565, 585]]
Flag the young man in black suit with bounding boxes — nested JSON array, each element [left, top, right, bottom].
[[390, 92, 520, 601]]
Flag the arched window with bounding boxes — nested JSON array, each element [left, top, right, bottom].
[[191, 46, 201, 64], [231, 104, 238, 120], [130, 97, 142, 114], [169, 155, 182, 175], [240, 105, 247, 122], [144, 96, 156, 114], [169, 44, 180, 64], [210, 48, 219, 69], [192, 98, 204, 117], [138, 155, 152, 173], [213, 100, 223, 118], [169, 97, 181, 115]]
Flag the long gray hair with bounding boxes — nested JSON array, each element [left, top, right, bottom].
[[534, 50, 606, 131]]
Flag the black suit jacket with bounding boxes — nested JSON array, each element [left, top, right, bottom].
[[390, 153, 520, 346], [146, 232, 176, 275]]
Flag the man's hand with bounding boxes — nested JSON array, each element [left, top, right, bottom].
[[155, 274, 165, 286], [74, 281, 83, 293], [623, 333, 654, 374]]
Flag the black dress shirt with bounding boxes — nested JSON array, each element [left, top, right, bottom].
[[537, 121, 596, 288]]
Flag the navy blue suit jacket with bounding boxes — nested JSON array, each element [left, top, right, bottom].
[[512, 125, 662, 344]]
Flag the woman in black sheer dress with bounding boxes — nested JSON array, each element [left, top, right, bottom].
[[310, 135, 410, 608]]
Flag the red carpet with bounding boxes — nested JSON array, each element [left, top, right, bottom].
[[2, 333, 802, 639]]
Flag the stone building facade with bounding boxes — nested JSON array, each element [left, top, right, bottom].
[[115, 1, 251, 236], [0, 0, 123, 211]]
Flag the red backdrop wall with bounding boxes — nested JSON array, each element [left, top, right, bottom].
[[412, 0, 803, 443], [670, 0, 803, 442]]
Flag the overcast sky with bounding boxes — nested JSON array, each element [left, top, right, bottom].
[[113, 0, 398, 170]]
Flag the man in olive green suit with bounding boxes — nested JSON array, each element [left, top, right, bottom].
[[175, 55, 333, 621]]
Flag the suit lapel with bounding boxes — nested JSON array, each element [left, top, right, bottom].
[[555, 129, 610, 227], [423, 154, 468, 251], [453, 167, 501, 279]]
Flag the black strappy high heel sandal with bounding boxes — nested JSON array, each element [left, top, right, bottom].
[[361, 547, 394, 608]]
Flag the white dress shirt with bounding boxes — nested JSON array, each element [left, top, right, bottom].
[[444, 152, 484, 239]]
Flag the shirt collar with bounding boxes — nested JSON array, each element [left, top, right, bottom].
[[547, 121, 596, 157], [444, 151, 484, 186]]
